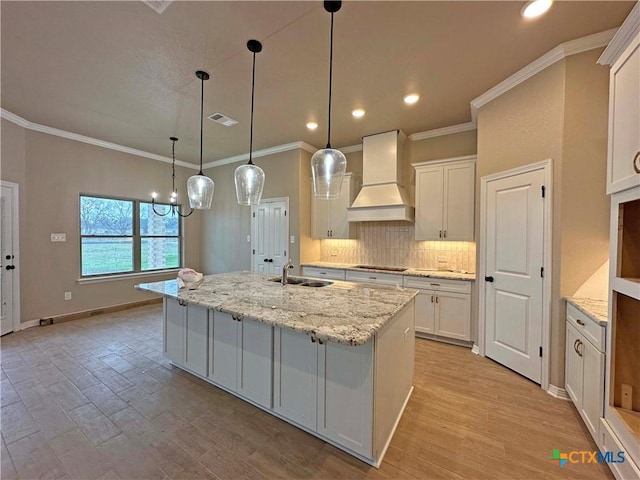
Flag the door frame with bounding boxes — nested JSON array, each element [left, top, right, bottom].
[[1, 180, 21, 333], [477, 159, 552, 391], [250, 197, 290, 273]]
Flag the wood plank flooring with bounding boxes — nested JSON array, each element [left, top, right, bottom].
[[1, 305, 613, 479]]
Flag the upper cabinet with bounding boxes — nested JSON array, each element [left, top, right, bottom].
[[413, 156, 476, 241], [311, 173, 361, 239], [605, 30, 640, 195]]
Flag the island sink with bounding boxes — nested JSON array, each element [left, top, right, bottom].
[[269, 276, 333, 287]]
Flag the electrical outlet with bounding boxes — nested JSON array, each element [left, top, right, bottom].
[[64, 292, 72, 301], [51, 233, 66, 242]]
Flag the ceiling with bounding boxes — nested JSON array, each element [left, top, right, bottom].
[[1, 1, 635, 166]]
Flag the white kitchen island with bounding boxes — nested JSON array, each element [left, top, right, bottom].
[[136, 271, 417, 467]]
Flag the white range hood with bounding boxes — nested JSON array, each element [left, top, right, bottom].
[[347, 130, 414, 222]]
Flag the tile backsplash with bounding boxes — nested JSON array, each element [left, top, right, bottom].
[[319, 221, 476, 272]]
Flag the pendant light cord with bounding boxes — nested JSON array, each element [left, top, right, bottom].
[[199, 75, 204, 175], [326, 11, 334, 149], [249, 51, 256, 165], [171, 139, 176, 192]]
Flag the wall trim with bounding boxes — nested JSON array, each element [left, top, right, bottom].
[[471, 344, 480, 355], [412, 154, 477, 169], [340, 144, 363, 154], [598, 2, 640, 66], [547, 384, 571, 401], [21, 298, 162, 330], [203, 142, 317, 170], [470, 28, 617, 123], [408, 122, 476, 141]]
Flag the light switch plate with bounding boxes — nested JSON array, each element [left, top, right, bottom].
[[290, 236, 295, 244], [246, 235, 251, 243], [51, 233, 66, 242]]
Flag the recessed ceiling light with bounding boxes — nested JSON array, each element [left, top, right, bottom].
[[351, 109, 365, 118], [521, 0, 553, 18], [403, 93, 420, 104], [306, 121, 318, 130]]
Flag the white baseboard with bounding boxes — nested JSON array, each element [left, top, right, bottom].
[[20, 319, 41, 330], [547, 384, 571, 401], [471, 344, 480, 355]]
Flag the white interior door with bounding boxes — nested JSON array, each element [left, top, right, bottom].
[[1, 183, 18, 336], [252, 199, 289, 275], [484, 168, 545, 383]]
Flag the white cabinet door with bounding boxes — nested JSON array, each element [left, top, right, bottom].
[[415, 167, 444, 240], [414, 290, 436, 334], [443, 162, 475, 241], [608, 34, 640, 194], [311, 174, 359, 239], [317, 340, 374, 457], [565, 323, 584, 406], [237, 318, 273, 408], [164, 298, 185, 365], [435, 291, 471, 341], [185, 304, 208, 377], [581, 338, 605, 439], [209, 311, 238, 390], [311, 193, 331, 239], [273, 328, 318, 430]]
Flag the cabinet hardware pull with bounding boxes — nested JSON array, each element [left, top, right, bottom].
[[577, 340, 583, 357], [443, 230, 447, 238], [311, 336, 316, 343], [368, 276, 377, 280], [318, 339, 324, 345], [573, 339, 580, 355], [634, 151, 640, 174], [435, 296, 439, 303], [431, 295, 434, 303], [576, 319, 585, 326], [430, 283, 440, 287], [439, 230, 442, 238]]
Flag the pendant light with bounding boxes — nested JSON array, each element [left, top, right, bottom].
[[235, 40, 266, 206], [187, 70, 215, 209], [311, 1, 347, 199], [151, 137, 194, 217]]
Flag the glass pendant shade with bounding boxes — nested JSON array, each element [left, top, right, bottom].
[[311, 147, 347, 199], [187, 173, 214, 209], [235, 163, 265, 206]]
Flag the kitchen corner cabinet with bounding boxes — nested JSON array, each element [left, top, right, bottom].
[[605, 30, 640, 195], [311, 173, 361, 239], [208, 311, 273, 409], [403, 276, 471, 341], [565, 303, 605, 441], [413, 157, 476, 241], [273, 300, 414, 461], [163, 297, 209, 377]]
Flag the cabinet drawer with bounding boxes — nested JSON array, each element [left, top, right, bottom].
[[567, 303, 605, 353], [302, 267, 346, 281], [345, 270, 401, 286], [403, 275, 472, 294]]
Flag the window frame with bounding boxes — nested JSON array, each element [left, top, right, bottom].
[[79, 194, 183, 279]]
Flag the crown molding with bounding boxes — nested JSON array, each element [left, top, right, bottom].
[[598, 2, 639, 66], [202, 141, 318, 169], [340, 144, 363, 154], [1, 108, 198, 170], [470, 28, 617, 122], [409, 122, 476, 141]]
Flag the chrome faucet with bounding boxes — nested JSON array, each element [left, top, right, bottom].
[[282, 259, 294, 285]]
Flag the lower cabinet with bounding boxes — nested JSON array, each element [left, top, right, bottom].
[[403, 276, 472, 341], [208, 311, 273, 409], [163, 297, 209, 377], [565, 303, 605, 442]]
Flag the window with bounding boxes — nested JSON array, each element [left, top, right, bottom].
[[80, 195, 181, 277]]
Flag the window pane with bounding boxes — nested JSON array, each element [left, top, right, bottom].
[[80, 196, 133, 236], [81, 238, 133, 275], [141, 238, 180, 271], [139, 202, 179, 236]]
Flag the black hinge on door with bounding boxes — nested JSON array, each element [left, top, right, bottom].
[[539, 346, 543, 357], [284, 210, 287, 216], [252, 249, 255, 254], [541, 267, 544, 278], [252, 212, 256, 217], [541, 185, 546, 198]]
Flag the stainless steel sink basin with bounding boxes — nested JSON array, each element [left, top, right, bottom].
[[269, 276, 333, 287]]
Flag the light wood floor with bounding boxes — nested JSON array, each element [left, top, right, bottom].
[[1, 305, 612, 480]]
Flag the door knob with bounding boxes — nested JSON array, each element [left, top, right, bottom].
[[263, 258, 269, 262], [5, 265, 15, 270], [484, 276, 494, 282], [267, 259, 273, 263], [5, 255, 13, 260]]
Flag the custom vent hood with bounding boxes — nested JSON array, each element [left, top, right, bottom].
[[347, 130, 414, 222]]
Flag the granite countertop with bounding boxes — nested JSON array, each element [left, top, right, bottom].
[[302, 262, 476, 281], [566, 297, 608, 325], [136, 271, 418, 346]]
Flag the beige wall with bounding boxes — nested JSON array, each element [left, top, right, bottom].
[[201, 149, 307, 275], [2, 124, 202, 323], [476, 49, 610, 387]]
